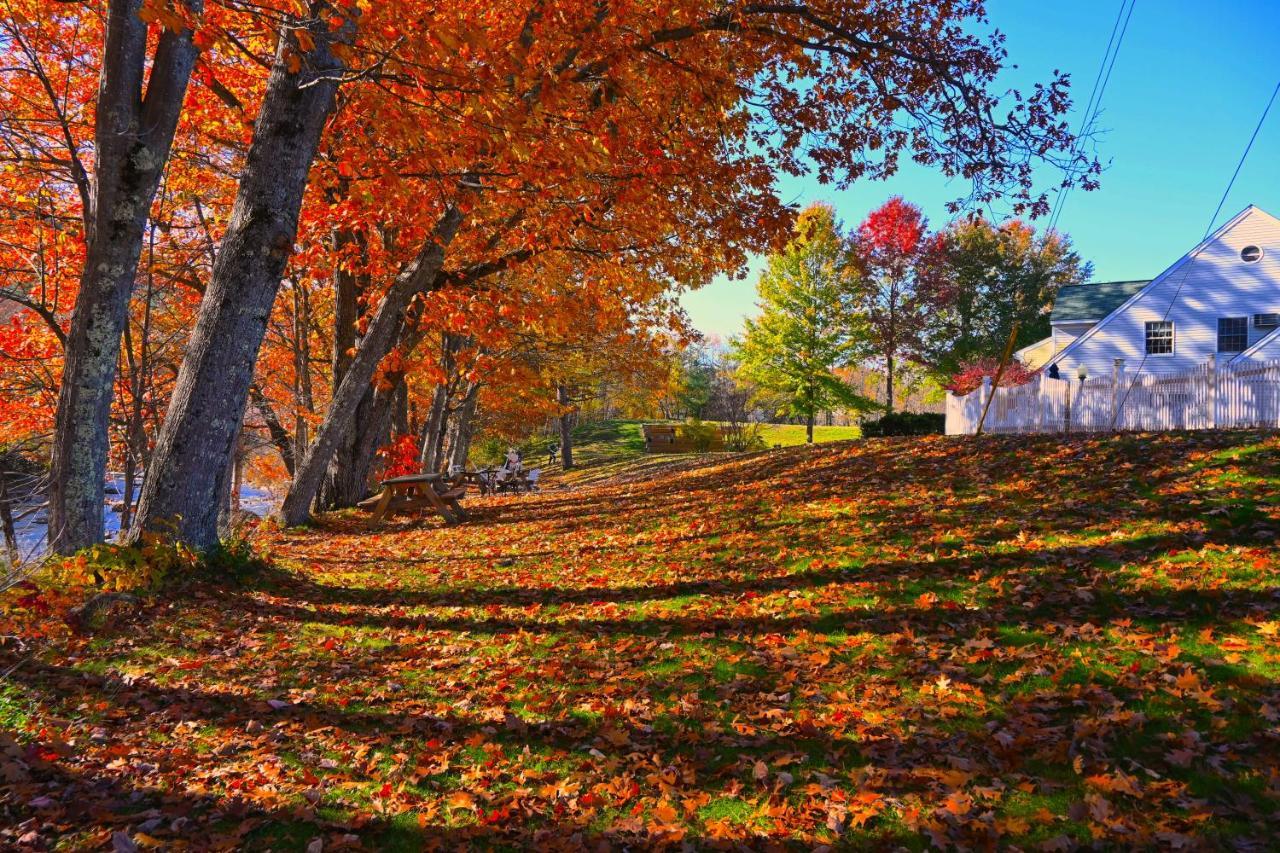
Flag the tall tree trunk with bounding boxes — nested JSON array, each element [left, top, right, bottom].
[[131, 16, 351, 549], [557, 384, 575, 470], [320, 385, 381, 509], [448, 383, 480, 472], [48, 0, 200, 554], [351, 390, 394, 496], [419, 382, 449, 473], [249, 383, 295, 475], [119, 228, 156, 536], [320, 227, 363, 505], [292, 282, 313, 458], [0, 477, 19, 567], [331, 228, 359, 386], [391, 376, 410, 437], [806, 411, 814, 444], [280, 204, 466, 527], [885, 352, 895, 412]]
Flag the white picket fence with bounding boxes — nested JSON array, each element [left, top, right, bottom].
[[946, 357, 1280, 435]]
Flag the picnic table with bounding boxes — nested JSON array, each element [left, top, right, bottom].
[[358, 472, 469, 524], [463, 467, 538, 495]]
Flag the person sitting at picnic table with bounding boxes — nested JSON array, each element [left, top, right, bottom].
[[493, 448, 523, 490]]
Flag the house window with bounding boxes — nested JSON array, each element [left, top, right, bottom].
[[1145, 321, 1174, 355], [1241, 245, 1263, 263], [1255, 313, 1279, 329], [1218, 317, 1248, 352]]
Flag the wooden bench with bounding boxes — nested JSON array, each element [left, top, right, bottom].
[[357, 473, 469, 525]]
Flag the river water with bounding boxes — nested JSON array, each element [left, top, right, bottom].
[[11, 476, 278, 564]]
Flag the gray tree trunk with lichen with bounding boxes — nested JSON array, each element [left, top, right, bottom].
[[48, 0, 201, 554], [130, 13, 350, 549]]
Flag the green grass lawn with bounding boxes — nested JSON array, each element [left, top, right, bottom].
[[540, 419, 862, 487], [5, 430, 1280, 848], [756, 422, 861, 447]]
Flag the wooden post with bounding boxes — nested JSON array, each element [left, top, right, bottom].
[[974, 322, 1019, 436], [1207, 354, 1218, 430], [1035, 374, 1046, 433], [975, 376, 993, 435], [1111, 358, 1126, 431], [1064, 378, 1073, 433]]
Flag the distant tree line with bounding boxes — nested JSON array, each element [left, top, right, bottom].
[[712, 200, 1089, 441]]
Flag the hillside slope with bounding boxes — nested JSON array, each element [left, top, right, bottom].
[[2, 431, 1279, 848]]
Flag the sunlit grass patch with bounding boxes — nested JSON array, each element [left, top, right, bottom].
[[8, 430, 1280, 849]]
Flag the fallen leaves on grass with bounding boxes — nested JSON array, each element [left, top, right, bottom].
[[2, 431, 1280, 848]]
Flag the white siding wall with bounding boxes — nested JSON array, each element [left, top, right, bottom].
[[1051, 207, 1280, 377], [1050, 321, 1093, 355], [1237, 328, 1280, 362]]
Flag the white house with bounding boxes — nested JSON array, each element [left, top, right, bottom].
[[1019, 205, 1280, 376]]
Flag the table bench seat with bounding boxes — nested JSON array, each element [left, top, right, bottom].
[[359, 473, 469, 525]]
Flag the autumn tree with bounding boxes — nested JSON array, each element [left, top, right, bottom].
[[272, 0, 1097, 533], [672, 343, 719, 420], [130, 5, 356, 547], [734, 205, 870, 443], [42, 0, 203, 553], [5, 0, 1099, 550], [915, 217, 1090, 379], [846, 197, 941, 412]]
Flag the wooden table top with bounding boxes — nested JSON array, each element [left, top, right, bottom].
[[381, 473, 444, 485]]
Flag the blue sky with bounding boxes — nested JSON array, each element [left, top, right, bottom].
[[680, 0, 1280, 341]]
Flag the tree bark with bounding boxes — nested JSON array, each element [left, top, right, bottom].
[[331, 228, 359, 386], [391, 376, 410, 436], [419, 382, 449, 473], [448, 383, 480, 472], [0, 477, 19, 567], [131, 15, 350, 549], [320, 384, 380, 509], [350, 389, 394, 496], [280, 204, 466, 527], [249, 382, 295, 475], [557, 384, 575, 470], [48, 0, 201, 554], [292, 282, 313, 458], [885, 352, 895, 412]]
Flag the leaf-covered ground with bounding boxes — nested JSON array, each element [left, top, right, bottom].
[[4, 431, 1280, 850]]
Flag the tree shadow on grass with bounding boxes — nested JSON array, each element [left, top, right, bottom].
[[5, 634, 1278, 850], [241, 522, 1269, 614]]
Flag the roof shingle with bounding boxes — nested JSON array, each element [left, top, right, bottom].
[[1050, 280, 1150, 323]]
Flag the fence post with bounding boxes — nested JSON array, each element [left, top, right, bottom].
[[1111, 358, 1125, 430], [1035, 374, 1045, 433], [1207, 354, 1217, 429], [1063, 378, 1073, 433]]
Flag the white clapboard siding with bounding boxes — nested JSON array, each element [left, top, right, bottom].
[[1048, 207, 1280, 379], [946, 357, 1280, 435]]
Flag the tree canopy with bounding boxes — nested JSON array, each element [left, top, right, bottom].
[[916, 216, 1091, 379], [0, 0, 1099, 549], [734, 205, 872, 441]]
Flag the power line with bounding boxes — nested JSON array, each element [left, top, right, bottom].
[[1108, 75, 1280, 424], [1047, 0, 1127, 230], [1048, 0, 1137, 235], [1204, 79, 1280, 237]]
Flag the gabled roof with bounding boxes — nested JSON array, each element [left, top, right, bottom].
[[1050, 280, 1150, 323], [1048, 205, 1270, 369]]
